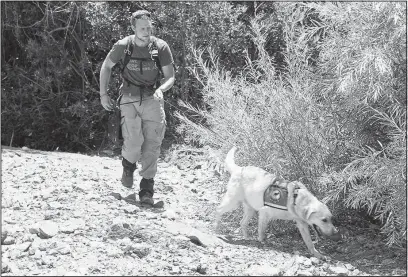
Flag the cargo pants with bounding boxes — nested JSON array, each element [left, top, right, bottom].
[[120, 93, 166, 179]]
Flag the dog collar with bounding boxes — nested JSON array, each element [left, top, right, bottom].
[[293, 187, 299, 206]]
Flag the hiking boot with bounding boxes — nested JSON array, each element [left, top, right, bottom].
[[140, 191, 154, 206], [139, 178, 155, 205], [121, 158, 136, 188]]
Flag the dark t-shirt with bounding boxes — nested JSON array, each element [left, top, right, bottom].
[[107, 35, 174, 94]]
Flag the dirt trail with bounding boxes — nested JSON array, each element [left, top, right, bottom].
[[1, 146, 406, 276]]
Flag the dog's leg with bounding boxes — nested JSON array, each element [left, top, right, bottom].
[[215, 195, 240, 233], [295, 220, 324, 259], [241, 202, 256, 239], [257, 208, 270, 242]]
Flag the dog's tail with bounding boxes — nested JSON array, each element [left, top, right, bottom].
[[225, 146, 240, 173]]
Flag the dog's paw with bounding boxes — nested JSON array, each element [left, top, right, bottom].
[[257, 237, 266, 243], [256, 240, 267, 248], [257, 232, 267, 242], [313, 252, 329, 261]]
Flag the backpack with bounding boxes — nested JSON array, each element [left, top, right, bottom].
[[121, 36, 163, 89], [107, 37, 162, 148]]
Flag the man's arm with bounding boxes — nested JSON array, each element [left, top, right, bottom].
[[99, 57, 116, 111], [157, 64, 175, 93], [100, 58, 116, 96]]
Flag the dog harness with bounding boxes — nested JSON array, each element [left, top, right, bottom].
[[264, 179, 300, 210]]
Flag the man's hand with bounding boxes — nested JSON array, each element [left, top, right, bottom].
[[153, 88, 163, 100], [101, 94, 114, 111]]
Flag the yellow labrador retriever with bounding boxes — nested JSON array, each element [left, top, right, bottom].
[[215, 147, 340, 258]]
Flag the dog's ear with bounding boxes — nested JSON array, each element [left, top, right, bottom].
[[295, 189, 317, 221], [303, 205, 316, 221]]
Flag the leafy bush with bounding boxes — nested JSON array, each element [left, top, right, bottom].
[[319, 105, 406, 246], [177, 2, 407, 246], [306, 2, 407, 247], [1, 2, 107, 152], [1, 1, 405, 246], [176, 15, 334, 188]]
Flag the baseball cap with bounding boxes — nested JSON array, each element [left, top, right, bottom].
[[131, 10, 151, 19]]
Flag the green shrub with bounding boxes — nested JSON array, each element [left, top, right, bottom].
[[1, 2, 107, 152], [307, 2, 407, 246], [177, 2, 407, 246], [176, 15, 334, 189], [319, 106, 406, 246]]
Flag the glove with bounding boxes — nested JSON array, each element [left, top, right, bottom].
[[107, 105, 123, 147], [153, 88, 163, 100], [101, 94, 114, 111]]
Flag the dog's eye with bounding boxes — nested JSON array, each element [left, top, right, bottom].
[[322, 218, 328, 223]]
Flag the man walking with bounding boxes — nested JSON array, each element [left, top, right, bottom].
[[99, 10, 175, 205]]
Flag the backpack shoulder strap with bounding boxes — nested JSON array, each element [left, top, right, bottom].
[[121, 37, 133, 73], [148, 37, 163, 75]]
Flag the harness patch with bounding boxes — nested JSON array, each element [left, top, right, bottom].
[[126, 59, 156, 72], [264, 185, 288, 210]]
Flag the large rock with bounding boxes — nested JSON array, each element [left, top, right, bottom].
[[329, 265, 349, 275], [124, 242, 151, 258], [60, 218, 86, 234], [2, 236, 15, 245], [1, 262, 10, 274], [166, 222, 225, 248], [38, 221, 59, 239], [1, 230, 8, 244], [106, 221, 134, 240]]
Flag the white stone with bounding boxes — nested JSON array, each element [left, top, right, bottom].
[[246, 264, 281, 276], [329, 266, 349, 275], [162, 209, 177, 220], [38, 221, 59, 239]]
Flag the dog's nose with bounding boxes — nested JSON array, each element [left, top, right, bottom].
[[329, 228, 342, 241], [330, 232, 342, 241]]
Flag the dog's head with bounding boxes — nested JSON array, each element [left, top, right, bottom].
[[305, 201, 341, 240], [291, 182, 341, 241]]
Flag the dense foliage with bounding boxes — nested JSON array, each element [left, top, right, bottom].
[[1, 1, 406, 246], [1, 1, 256, 151], [176, 2, 407, 246]]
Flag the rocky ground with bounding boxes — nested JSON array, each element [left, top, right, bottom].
[[1, 145, 407, 276]]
